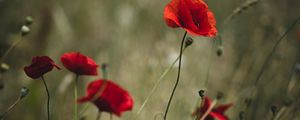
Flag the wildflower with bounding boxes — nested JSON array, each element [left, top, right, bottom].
[[60, 52, 98, 76], [192, 97, 232, 120], [164, 0, 217, 37], [24, 56, 60, 79], [78, 79, 134, 116]]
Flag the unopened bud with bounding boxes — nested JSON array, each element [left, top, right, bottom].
[[21, 25, 30, 36], [270, 105, 277, 115], [0, 63, 10, 73], [198, 90, 205, 98], [185, 37, 193, 47], [20, 87, 29, 99], [216, 46, 224, 56], [25, 16, 33, 26]]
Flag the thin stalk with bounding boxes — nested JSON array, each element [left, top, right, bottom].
[[74, 75, 79, 120], [132, 45, 188, 120], [79, 104, 89, 117], [0, 35, 23, 62], [254, 16, 300, 85], [163, 31, 187, 120], [96, 111, 102, 120], [110, 113, 113, 120], [194, 98, 205, 120], [272, 107, 286, 120], [41, 76, 50, 120], [0, 98, 21, 119], [199, 99, 218, 120]]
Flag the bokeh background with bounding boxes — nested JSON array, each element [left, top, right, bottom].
[[0, 0, 300, 120]]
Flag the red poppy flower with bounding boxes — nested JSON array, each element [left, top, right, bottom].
[[60, 52, 99, 75], [24, 56, 61, 79], [77, 79, 134, 116], [192, 97, 232, 120], [164, 0, 217, 37]]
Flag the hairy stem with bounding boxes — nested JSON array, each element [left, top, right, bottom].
[[42, 76, 50, 120], [163, 31, 187, 120]]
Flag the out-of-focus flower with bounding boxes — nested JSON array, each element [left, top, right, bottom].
[[24, 56, 60, 79], [78, 79, 133, 116], [60, 52, 99, 76], [164, 0, 217, 37], [192, 97, 232, 120]]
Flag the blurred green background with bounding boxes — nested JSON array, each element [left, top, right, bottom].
[[0, 0, 300, 120]]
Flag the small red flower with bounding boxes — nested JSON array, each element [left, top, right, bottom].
[[164, 0, 217, 37], [60, 52, 99, 75], [24, 56, 60, 79], [192, 97, 232, 120], [77, 79, 134, 116]]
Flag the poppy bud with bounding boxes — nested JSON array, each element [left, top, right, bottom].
[[0, 63, 10, 73], [20, 87, 29, 99], [198, 90, 205, 98], [216, 46, 224, 56], [184, 37, 193, 48], [21, 25, 30, 36], [25, 16, 33, 26], [270, 105, 277, 115], [283, 98, 292, 106]]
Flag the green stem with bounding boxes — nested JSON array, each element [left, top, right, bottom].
[[41, 76, 50, 120], [254, 16, 300, 85], [74, 75, 79, 120], [0, 98, 21, 119], [0, 35, 23, 63], [163, 31, 187, 120], [272, 107, 286, 120], [96, 111, 101, 120]]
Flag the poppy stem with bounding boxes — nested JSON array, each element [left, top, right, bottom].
[[194, 97, 205, 120], [110, 113, 113, 120], [0, 34, 23, 63], [96, 111, 102, 120], [272, 107, 286, 120], [74, 75, 79, 120], [254, 16, 300, 86], [163, 31, 187, 120], [41, 76, 50, 120], [199, 99, 218, 120], [0, 87, 29, 119], [101, 64, 108, 80], [0, 97, 21, 119]]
